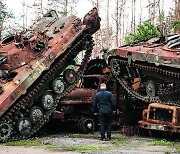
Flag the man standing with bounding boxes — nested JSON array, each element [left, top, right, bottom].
[[93, 83, 116, 141]]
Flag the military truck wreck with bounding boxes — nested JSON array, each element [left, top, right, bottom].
[[0, 8, 100, 142], [139, 103, 180, 134]]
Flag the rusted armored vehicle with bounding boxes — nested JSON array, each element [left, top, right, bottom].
[[138, 103, 180, 134], [0, 8, 100, 142], [107, 35, 180, 106]]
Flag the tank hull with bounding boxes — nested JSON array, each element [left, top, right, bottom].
[[0, 8, 100, 142], [108, 36, 180, 106]]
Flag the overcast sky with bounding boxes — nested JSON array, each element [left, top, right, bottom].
[[5, 0, 93, 18], [4, 0, 174, 39]]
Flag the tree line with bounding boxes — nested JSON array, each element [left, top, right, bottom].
[[0, 0, 179, 58]]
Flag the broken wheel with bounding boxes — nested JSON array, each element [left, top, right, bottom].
[[30, 106, 44, 124], [63, 69, 77, 85], [78, 117, 95, 133], [41, 92, 55, 110], [0, 121, 13, 142], [17, 117, 31, 135], [52, 77, 65, 94]]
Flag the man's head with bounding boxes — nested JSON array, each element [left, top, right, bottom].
[[100, 83, 106, 90]]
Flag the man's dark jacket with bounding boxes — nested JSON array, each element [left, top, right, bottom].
[[93, 90, 116, 115]]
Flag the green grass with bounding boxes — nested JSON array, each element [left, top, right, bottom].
[[46, 145, 60, 151], [110, 139, 125, 146], [5, 138, 43, 147], [46, 145, 110, 151], [69, 132, 100, 139], [173, 142, 180, 152], [69, 132, 127, 141], [113, 134, 126, 140], [151, 139, 180, 153], [151, 140, 173, 146]]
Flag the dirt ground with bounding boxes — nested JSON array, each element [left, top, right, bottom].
[[0, 131, 179, 154]]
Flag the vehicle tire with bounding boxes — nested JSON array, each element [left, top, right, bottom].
[[52, 77, 65, 94], [41, 92, 55, 110], [78, 117, 95, 134]]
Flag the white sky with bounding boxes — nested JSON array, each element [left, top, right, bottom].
[[4, 0, 174, 45], [5, 0, 93, 18], [4, 0, 173, 23]]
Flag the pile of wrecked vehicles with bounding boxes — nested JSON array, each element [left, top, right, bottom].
[[0, 6, 179, 142], [52, 34, 180, 137], [0, 8, 100, 142], [51, 58, 143, 134]]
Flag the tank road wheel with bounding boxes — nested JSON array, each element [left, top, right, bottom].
[[30, 106, 44, 124], [110, 59, 121, 77], [17, 117, 31, 135], [146, 80, 156, 97], [41, 92, 55, 110], [63, 69, 77, 85], [79, 118, 95, 133], [0, 121, 13, 142], [52, 78, 65, 94]]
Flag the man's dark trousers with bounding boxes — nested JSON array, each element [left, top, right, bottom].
[[99, 113, 112, 139]]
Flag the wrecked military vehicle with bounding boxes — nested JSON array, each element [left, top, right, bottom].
[[139, 103, 180, 134], [107, 35, 180, 135], [0, 8, 100, 142], [108, 35, 180, 106], [52, 58, 142, 133]]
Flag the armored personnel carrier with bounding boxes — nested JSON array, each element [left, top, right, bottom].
[[0, 8, 100, 142], [108, 35, 180, 106]]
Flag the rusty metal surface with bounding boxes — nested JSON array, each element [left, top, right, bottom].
[[59, 74, 116, 105], [138, 103, 180, 133], [138, 121, 180, 133], [108, 35, 180, 107], [0, 8, 100, 118], [0, 7, 100, 142], [60, 88, 97, 104], [108, 43, 180, 68], [53, 58, 143, 134]]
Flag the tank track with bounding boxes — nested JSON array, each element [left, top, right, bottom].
[[110, 58, 180, 106], [0, 33, 93, 142]]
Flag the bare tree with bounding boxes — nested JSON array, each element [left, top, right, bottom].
[[88, 0, 104, 58], [147, 0, 157, 24], [106, 0, 110, 47], [115, 0, 119, 47], [139, 0, 142, 24], [175, 0, 180, 20], [112, 0, 126, 46], [131, 0, 136, 33], [47, 0, 79, 16], [0, 1, 13, 39]]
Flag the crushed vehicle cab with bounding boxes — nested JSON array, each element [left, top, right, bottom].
[[52, 58, 143, 134], [52, 74, 118, 133], [138, 103, 180, 134]]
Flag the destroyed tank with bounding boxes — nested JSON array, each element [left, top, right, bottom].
[[0, 8, 100, 142], [108, 35, 180, 106]]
